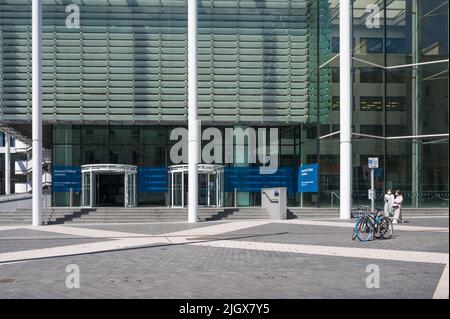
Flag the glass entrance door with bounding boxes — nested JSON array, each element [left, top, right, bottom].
[[198, 174, 208, 206], [171, 172, 183, 207], [82, 171, 91, 207], [81, 164, 137, 208], [125, 172, 137, 208], [168, 165, 224, 208]]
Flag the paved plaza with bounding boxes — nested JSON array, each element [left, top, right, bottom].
[[0, 216, 448, 299]]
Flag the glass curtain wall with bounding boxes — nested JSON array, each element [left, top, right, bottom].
[[316, 0, 448, 208], [53, 125, 302, 207]]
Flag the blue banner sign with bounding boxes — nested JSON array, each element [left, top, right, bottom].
[[52, 166, 81, 193], [224, 167, 294, 193], [298, 164, 319, 193], [138, 167, 167, 193]]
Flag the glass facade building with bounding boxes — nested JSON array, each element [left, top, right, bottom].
[[0, 0, 448, 209], [310, 0, 448, 208]]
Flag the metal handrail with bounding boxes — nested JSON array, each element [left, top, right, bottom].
[[262, 189, 279, 204], [331, 191, 340, 208]]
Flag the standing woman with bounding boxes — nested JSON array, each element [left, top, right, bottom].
[[392, 190, 403, 224], [384, 189, 394, 217]]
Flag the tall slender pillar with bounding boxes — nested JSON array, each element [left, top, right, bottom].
[[188, 0, 198, 223], [339, 0, 352, 219], [411, 0, 420, 208], [32, 0, 43, 226], [4, 133, 11, 195]]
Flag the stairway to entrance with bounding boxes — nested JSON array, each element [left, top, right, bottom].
[[0, 207, 447, 225], [0, 207, 271, 225]]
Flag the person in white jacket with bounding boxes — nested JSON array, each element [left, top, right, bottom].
[[392, 190, 403, 224], [384, 189, 394, 217]]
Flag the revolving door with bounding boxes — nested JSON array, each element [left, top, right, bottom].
[[168, 164, 224, 208], [81, 164, 137, 208]]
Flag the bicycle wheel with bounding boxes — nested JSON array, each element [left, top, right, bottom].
[[352, 221, 358, 240], [380, 217, 393, 239], [356, 218, 373, 242]]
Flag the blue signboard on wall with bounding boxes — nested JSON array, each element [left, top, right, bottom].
[[138, 167, 167, 193], [224, 167, 294, 193], [298, 164, 319, 193], [52, 166, 81, 192]]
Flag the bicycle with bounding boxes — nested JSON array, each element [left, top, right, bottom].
[[352, 206, 393, 242]]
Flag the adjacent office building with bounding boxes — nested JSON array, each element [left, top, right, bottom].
[[0, 0, 448, 209]]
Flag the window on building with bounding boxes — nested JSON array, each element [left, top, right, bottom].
[[331, 37, 340, 53], [359, 68, 383, 83], [321, 125, 331, 136], [332, 125, 340, 132], [386, 97, 406, 111], [331, 96, 340, 110], [331, 68, 339, 82], [386, 38, 406, 54], [306, 125, 317, 139], [360, 38, 383, 54], [332, 96, 355, 111], [360, 96, 383, 111], [332, 67, 356, 83], [387, 70, 406, 83], [386, 125, 407, 136], [360, 125, 383, 136], [331, 37, 356, 53]]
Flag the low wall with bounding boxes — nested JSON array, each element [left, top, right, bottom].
[[0, 191, 52, 211]]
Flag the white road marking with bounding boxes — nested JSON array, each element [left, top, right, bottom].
[[404, 216, 448, 219], [0, 225, 27, 231], [19, 225, 147, 239], [190, 240, 449, 264], [0, 221, 269, 264], [159, 220, 272, 237], [273, 219, 449, 232], [433, 263, 449, 299], [0, 237, 172, 264]]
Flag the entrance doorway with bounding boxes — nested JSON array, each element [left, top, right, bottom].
[[98, 174, 124, 206], [168, 164, 224, 208], [81, 164, 137, 208]]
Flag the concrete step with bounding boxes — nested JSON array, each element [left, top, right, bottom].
[[0, 206, 367, 224]]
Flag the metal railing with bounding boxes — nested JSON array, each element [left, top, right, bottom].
[[331, 191, 340, 208]]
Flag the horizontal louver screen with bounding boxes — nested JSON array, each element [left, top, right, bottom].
[[0, 0, 309, 124]]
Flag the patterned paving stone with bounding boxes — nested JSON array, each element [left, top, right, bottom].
[[0, 245, 444, 299], [218, 223, 449, 253], [0, 228, 77, 239], [0, 219, 446, 298], [66, 221, 227, 236], [0, 238, 112, 254], [0, 228, 111, 254]]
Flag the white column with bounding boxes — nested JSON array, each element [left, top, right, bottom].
[[188, 0, 198, 223], [124, 173, 128, 208], [411, 0, 420, 208], [181, 171, 185, 207], [207, 173, 210, 206], [4, 133, 11, 195], [171, 172, 174, 207], [81, 172, 85, 206], [32, 0, 43, 226], [90, 171, 93, 207], [216, 173, 219, 207], [339, 0, 352, 219]]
